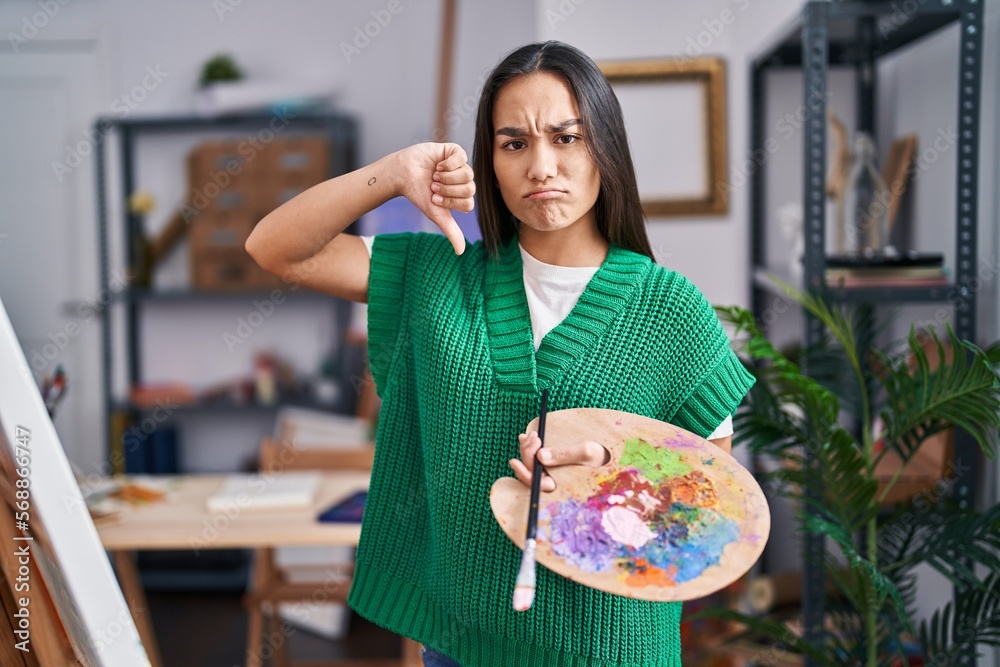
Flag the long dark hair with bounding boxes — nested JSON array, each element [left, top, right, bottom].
[[472, 41, 653, 260]]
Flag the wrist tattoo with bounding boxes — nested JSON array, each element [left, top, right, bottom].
[[368, 177, 377, 186]]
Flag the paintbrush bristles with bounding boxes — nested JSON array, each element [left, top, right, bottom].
[[512, 538, 537, 611]]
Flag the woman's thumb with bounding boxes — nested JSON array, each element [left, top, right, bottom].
[[539, 441, 609, 467], [429, 211, 466, 255]]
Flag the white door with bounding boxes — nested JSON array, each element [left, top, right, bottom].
[[0, 29, 112, 472]]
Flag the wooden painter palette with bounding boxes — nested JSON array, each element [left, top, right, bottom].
[[490, 408, 770, 601]]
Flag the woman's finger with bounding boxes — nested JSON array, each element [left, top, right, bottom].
[[518, 431, 544, 465], [436, 144, 468, 172], [430, 181, 476, 200], [508, 458, 532, 487], [432, 165, 474, 185], [509, 455, 556, 492], [430, 194, 475, 214], [518, 431, 541, 460]]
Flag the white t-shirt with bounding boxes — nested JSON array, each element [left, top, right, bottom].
[[359, 235, 733, 439]]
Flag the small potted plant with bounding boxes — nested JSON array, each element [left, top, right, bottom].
[[198, 53, 243, 89], [194, 53, 246, 115]]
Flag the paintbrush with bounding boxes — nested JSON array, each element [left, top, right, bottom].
[[513, 387, 548, 612]]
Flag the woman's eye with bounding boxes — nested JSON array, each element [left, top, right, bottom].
[[557, 134, 580, 144], [502, 140, 526, 151]]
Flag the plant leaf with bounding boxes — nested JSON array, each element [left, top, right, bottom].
[[786, 430, 879, 533], [881, 502, 1000, 590], [919, 572, 1000, 660], [876, 324, 1000, 463]]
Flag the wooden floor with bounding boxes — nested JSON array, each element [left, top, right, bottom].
[[146, 590, 403, 667]]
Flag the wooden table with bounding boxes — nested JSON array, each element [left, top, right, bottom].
[[95, 473, 420, 667], [97, 472, 369, 551]]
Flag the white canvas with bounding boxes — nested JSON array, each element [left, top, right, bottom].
[[0, 296, 150, 665]]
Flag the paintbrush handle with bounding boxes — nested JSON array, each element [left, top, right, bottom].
[[525, 389, 548, 542]]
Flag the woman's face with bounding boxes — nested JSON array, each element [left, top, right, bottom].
[[492, 72, 601, 236]]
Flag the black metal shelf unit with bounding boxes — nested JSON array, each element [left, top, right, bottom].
[[748, 2, 983, 665], [92, 108, 361, 591], [93, 108, 361, 470]]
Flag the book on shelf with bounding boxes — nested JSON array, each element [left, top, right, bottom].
[[825, 274, 949, 288], [826, 266, 946, 280], [128, 382, 197, 408], [825, 251, 944, 268], [824, 253, 948, 288]]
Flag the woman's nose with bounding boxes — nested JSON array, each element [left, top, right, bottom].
[[526, 143, 558, 182]]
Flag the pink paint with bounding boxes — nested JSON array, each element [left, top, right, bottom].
[[601, 506, 656, 548]]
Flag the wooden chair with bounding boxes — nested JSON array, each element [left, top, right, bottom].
[[243, 436, 388, 667], [243, 372, 423, 666]]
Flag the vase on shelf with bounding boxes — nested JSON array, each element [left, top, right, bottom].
[[776, 202, 804, 285], [127, 191, 155, 288], [130, 224, 152, 288], [837, 132, 893, 259]]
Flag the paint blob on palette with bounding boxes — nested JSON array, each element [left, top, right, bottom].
[[541, 438, 738, 587], [490, 408, 770, 602]]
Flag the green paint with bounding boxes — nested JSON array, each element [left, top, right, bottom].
[[619, 437, 691, 482]]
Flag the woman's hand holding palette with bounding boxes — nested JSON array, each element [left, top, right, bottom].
[[490, 408, 770, 602]]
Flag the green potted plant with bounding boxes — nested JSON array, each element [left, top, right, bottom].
[[704, 279, 1000, 666], [194, 53, 248, 116], [198, 53, 244, 89]]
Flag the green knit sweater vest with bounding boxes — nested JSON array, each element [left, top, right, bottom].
[[347, 231, 755, 666]]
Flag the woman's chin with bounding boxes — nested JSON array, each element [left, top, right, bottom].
[[516, 217, 578, 234]]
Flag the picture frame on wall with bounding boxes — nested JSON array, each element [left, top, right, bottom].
[[598, 57, 729, 218]]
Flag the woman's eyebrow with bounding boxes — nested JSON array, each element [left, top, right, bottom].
[[495, 118, 581, 138]]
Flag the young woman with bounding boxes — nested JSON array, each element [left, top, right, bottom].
[[247, 40, 754, 667]]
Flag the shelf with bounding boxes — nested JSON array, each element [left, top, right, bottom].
[[755, 1, 962, 68], [748, 3, 983, 661], [94, 106, 354, 132], [95, 107, 363, 598], [116, 287, 336, 303], [113, 398, 341, 416], [753, 267, 956, 304]]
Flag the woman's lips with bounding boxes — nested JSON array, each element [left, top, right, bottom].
[[525, 190, 564, 200]]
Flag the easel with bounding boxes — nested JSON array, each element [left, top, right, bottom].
[[0, 475, 83, 666]]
